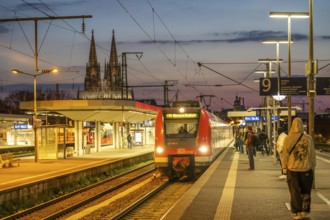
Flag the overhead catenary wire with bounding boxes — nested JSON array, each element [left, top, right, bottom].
[[146, 0, 196, 65], [117, 0, 215, 104], [0, 3, 109, 66], [0, 3, 107, 89], [2, 2, 329, 110], [198, 62, 259, 93], [116, 0, 200, 87], [2, 1, 166, 88], [0, 1, 239, 105]]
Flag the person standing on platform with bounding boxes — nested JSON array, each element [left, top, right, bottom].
[[243, 126, 249, 154], [282, 117, 316, 219], [245, 125, 255, 170], [276, 127, 287, 179], [127, 134, 133, 149], [238, 127, 244, 154], [234, 126, 241, 152]]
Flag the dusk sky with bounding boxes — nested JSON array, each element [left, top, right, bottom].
[[0, 0, 329, 112]]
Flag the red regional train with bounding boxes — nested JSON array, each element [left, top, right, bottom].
[[154, 101, 233, 178]]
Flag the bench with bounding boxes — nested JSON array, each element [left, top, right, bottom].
[[0, 153, 20, 168]]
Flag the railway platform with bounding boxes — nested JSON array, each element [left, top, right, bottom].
[[0, 145, 153, 192], [163, 147, 330, 220]]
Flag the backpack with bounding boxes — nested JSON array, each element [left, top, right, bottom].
[[251, 133, 260, 147]]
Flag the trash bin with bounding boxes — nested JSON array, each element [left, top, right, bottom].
[[85, 145, 91, 154]]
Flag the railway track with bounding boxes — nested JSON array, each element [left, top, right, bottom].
[[2, 163, 157, 220], [112, 178, 194, 220]]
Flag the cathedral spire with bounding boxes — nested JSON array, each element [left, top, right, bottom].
[[89, 30, 98, 66], [104, 29, 121, 90], [110, 29, 118, 66], [84, 30, 101, 91]]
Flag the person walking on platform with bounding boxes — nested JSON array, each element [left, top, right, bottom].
[[245, 125, 255, 170], [276, 127, 287, 179], [282, 117, 316, 219]]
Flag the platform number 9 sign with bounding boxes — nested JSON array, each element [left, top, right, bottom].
[[262, 78, 271, 92], [259, 78, 276, 96]]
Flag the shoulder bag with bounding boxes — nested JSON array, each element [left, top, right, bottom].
[[289, 133, 303, 156]]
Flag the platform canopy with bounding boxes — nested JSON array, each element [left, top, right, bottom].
[[19, 100, 161, 123], [0, 113, 30, 128]]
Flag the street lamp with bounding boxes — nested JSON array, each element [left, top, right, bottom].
[[257, 58, 284, 156], [262, 39, 291, 97], [269, 11, 309, 133], [306, 0, 315, 140], [257, 59, 275, 154], [11, 68, 58, 162], [262, 40, 290, 144]]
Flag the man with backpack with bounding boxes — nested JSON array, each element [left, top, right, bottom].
[[245, 125, 257, 170]]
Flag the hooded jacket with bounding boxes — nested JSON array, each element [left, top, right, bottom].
[[281, 118, 316, 172]]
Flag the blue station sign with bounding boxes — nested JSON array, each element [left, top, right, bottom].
[[14, 124, 29, 129], [244, 116, 260, 122]]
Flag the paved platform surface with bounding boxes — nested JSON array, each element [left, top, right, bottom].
[[2, 145, 330, 219], [164, 147, 330, 220], [0, 145, 153, 191]]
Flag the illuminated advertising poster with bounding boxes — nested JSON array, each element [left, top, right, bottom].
[[38, 127, 58, 160]]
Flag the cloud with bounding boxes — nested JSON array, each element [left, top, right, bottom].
[[219, 30, 308, 42], [125, 30, 309, 45], [320, 35, 330, 40]]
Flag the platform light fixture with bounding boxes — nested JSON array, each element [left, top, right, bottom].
[[269, 11, 309, 132], [269, 12, 309, 18]]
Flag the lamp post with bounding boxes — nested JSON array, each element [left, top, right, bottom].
[[269, 11, 309, 133], [307, 0, 315, 140], [11, 68, 58, 162], [262, 39, 291, 98], [257, 59, 277, 155], [262, 40, 289, 139]]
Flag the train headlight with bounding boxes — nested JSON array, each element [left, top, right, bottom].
[[199, 145, 208, 153], [156, 146, 164, 154]]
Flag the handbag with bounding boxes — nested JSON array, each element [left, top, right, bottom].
[[289, 133, 303, 156]]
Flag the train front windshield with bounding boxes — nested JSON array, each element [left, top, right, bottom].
[[164, 119, 198, 138]]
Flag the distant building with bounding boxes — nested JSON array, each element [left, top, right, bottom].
[[233, 95, 245, 111], [79, 30, 133, 100]]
